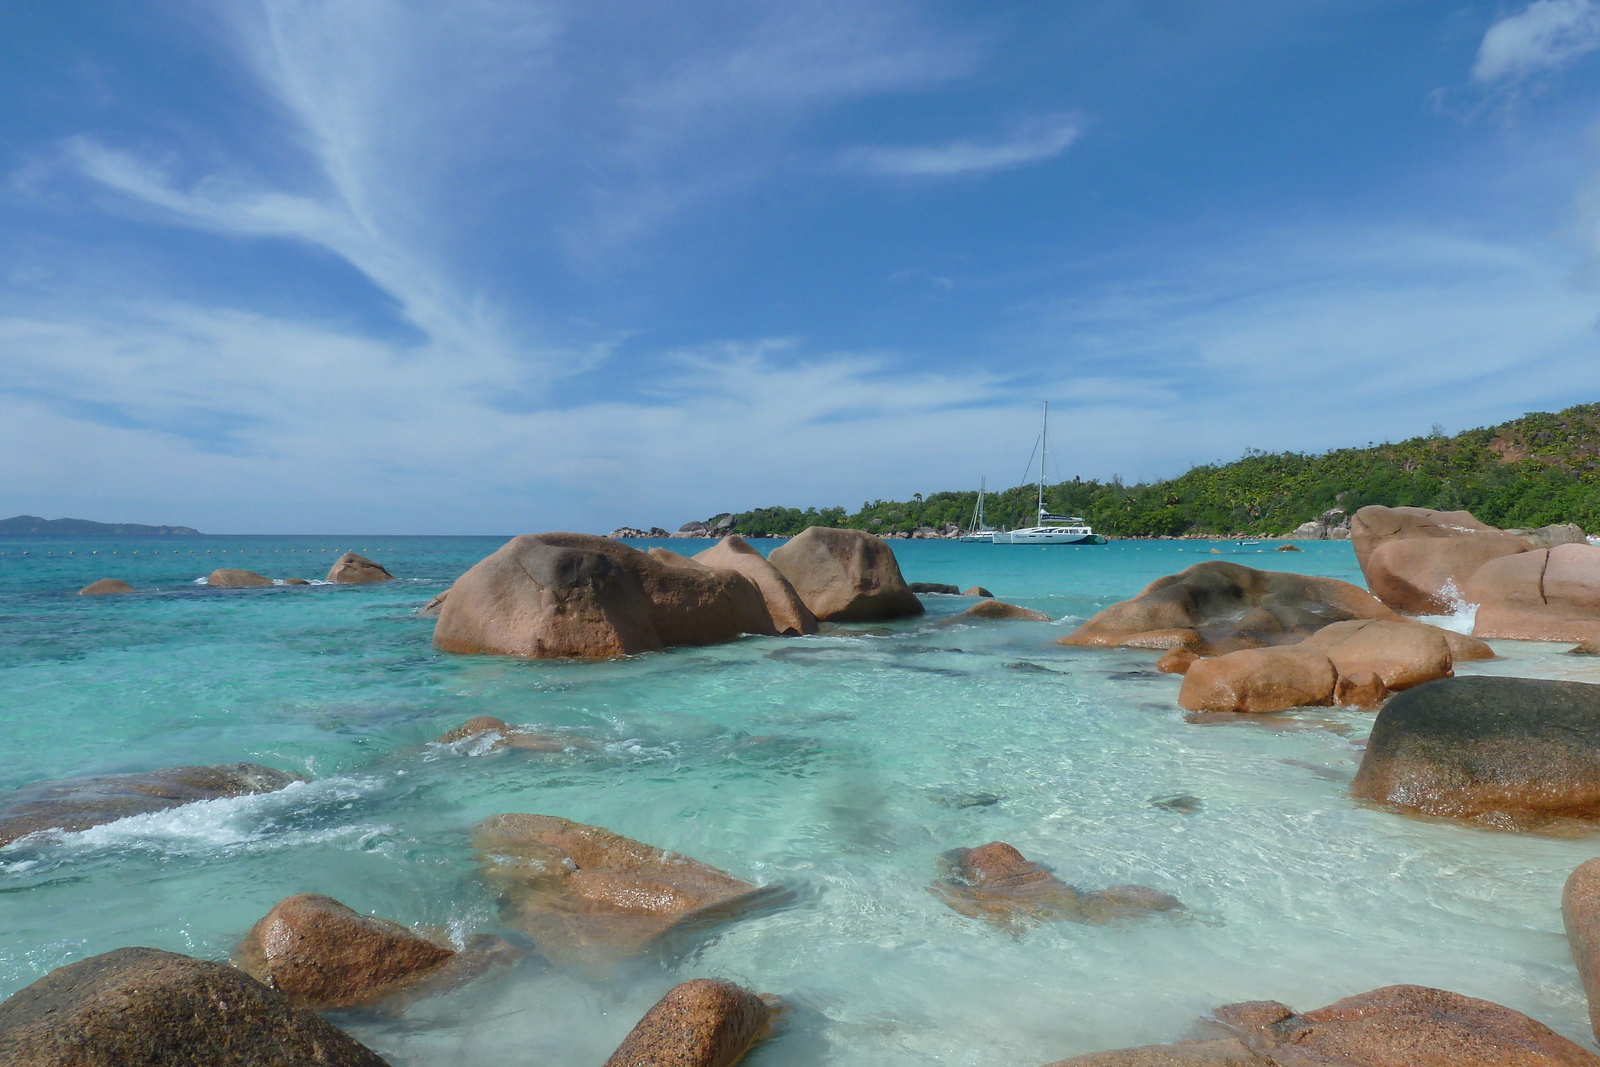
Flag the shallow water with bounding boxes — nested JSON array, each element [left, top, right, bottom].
[[2, 536, 1598, 1064]]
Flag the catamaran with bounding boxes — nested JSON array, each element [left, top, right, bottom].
[[991, 402, 1109, 546], [959, 476, 996, 542]]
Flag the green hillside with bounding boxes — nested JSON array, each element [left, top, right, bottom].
[[717, 402, 1600, 538]]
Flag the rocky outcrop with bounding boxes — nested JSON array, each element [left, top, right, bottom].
[[908, 582, 961, 594], [1059, 562, 1395, 655], [1044, 985, 1600, 1066], [1466, 543, 1600, 642], [603, 979, 780, 1067], [233, 894, 455, 1010], [1564, 859, 1600, 1043], [327, 552, 393, 583], [419, 589, 449, 615], [610, 527, 671, 539], [207, 568, 273, 587], [672, 521, 714, 538], [964, 586, 994, 597], [473, 814, 774, 970], [932, 842, 1182, 927], [1298, 619, 1454, 694], [692, 536, 818, 636], [0, 946, 389, 1066], [1178, 648, 1337, 713], [767, 527, 923, 622], [1351, 505, 1529, 615], [1275, 544, 1303, 552], [1351, 676, 1600, 828], [431, 715, 569, 752], [77, 578, 136, 594], [0, 763, 307, 847], [961, 600, 1051, 621], [433, 533, 775, 658], [1508, 523, 1589, 549]]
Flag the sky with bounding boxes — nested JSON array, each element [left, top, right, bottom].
[[4, 0, 1600, 534]]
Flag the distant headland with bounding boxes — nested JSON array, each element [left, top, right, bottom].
[[0, 516, 202, 537]]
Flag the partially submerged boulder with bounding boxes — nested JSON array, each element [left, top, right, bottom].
[[767, 527, 923, 622], [1563, 858, 1600, 1044], [0, 763, 307, 847], [1351, 676, 1600, 829], [1466, 543, 1600, 642], [692, 536, 818, 636], [433, 533, 774, 658], [932, 842, 1182, 927], [472, 814, 775, 970], [1177, 648, 1336, 713], [908, 582, 961, 594], [0, 946, 388, 1067], [1351, 505, 1528, 615], [1156, 647, 1199, 674], [78, 578, 135, 595], [961, 600, 1051, 621], [964, 586, 995, 597], [603, 979, 780, 1067], [1299, 619, 1453, 693], [1046, 984, 1600, 1066], [419, 589, 449, 616], [327, 552, 394, 584], [207, 568, 273, 588], [431, 715, 570, 753], [1059, 562, 1396, 655]]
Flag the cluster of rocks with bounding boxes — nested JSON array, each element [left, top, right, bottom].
[[610, 516, 739, 539], [1288, 507, 1353, 540], [76, 552, 393, 595]]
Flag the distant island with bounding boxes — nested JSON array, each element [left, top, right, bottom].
[[0, 516, 202, 537], [656, 402, 1600, 539]]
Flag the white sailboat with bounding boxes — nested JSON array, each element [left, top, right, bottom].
[[991, 402, 1108, 546], [959, 476, 996, 542]]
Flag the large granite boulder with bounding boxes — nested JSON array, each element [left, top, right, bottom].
[[1351, 676, 1600, 828], [692, 536, 818, 636], [327, 552, 394, 584], [78, 578, 135, 595], [0, 946, 389, 1066], [1564, 858, 1600, 1044], [434, 533, 775, 658], [931, 842, 1182, 927], [1350, 505, 1528, 615], [1045, 984, 1599, 1066], [1058, 562, 1396, 655], [0, 763, 307, 847], [1177, 648, 1336, 713], [603, 979, 779, 1067], [1466, 543, 1600, 642], [1298, 619, 1454, 693], [233, 894, 456, 1010], [473, 814, 775, 970], [207, 568, 273, 588], [767, 527, 923, 622]]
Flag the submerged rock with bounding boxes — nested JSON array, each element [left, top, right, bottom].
[[767, 527, 923, 622], [931, 842, 1182, 927], [327, 552, 394, 584], [1351, 676, 1600, 829], [692, 535, 818, 636], [1564, 859, 1600, 1044], [0, 763, 307, 847], [0, 946, 388, 1067], [1058, 561, 1395, 655], [603, 979, 780, 1067], [1150, 794, 1203, 814], [1351, 504, 1528, 615], [431, 715, 570, 752], [282, 577, 310, 585], [961, 600, 1051, 621], [77, 578, 135, 595], [207, 568, 273, 588], [473, 814, 775, 970], [1177, 648, 1336, 714]]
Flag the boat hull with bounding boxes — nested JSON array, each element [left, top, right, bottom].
[[992, 528, 1108, 545]]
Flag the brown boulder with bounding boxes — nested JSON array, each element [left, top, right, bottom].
[[0, 946, 389, 1066], [473, 814, 774, 970], [1299, 619, 1453, 692], [433, 533, 775, 659], [431, 715, 569, 752], [1059, 562, 1396, 655], [1275, 544, 1303, 552], [283, 577, 310, 585], [233, 894, 455, 1010], [1046, 984, 1599, 1067], [1351, 676, 1600, 828], [1157, 648, 1200, 674], [932, 842, 1182, 927], [961, 600, 1051, 621], [0, 763, 308, 847], [1333, 670, 1388, 708], [1572, 637, 1600, 655], [603, 979, 779, 1067], [327, 552, 394, 583], [1467, 543, 1600, 641], [207, 568, 272, 587], [77, 578, 135, 595], [419, 589, 449, 615], [1564, 858, 1600, 1043], [964, 586, 995, 597], [1351, 505, 1528, 614], [693, 536, 818, 636], [767, 527, 923, 622], [1177, 648, 1336, 713]]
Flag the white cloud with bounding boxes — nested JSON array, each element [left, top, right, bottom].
[[1473, 0, 1600, 83], [841, 112, 1082, 177]]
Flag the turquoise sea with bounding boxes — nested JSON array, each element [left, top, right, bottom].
[[2, 535, 1599, 1064]]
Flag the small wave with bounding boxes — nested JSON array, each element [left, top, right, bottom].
[[1414, 579, 1478, 634], [192, 576, 208, 585]]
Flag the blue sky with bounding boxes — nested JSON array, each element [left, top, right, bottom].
[[4, 0, 1600, 533]]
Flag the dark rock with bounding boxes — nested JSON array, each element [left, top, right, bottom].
[[768, 527, 923, 622], [326, 552, 394, 584], [1351, 676, 1600, 828], [931, 842, 1182, 927], [908, 582, 961, 594], [603, 979, 780, 1067], [0, 946, 389, 1066], [1150, 794, 1202, 813], [207, 568, 272, 588], [77, 579, 135, 595], [0, 763, 308, 847], [282, 577, 310, 585]]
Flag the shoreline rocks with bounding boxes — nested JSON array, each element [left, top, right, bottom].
[[768, 527, 923, 622], [77, 578, 135, 595], [327, 552, 394, 584], [1465, 543, 1600, 642], [692, 536, 819, 636], [1351, 505, 1529, 615], [603, 979, 780, 1067], [207, 567, 273, 588]]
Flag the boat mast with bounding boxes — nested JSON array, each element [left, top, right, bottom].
[[978, 476, 986, 528], [1037, 401, 1048, 524]]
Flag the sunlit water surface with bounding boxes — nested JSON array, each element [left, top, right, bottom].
[[2, 536, 1598, 1064]]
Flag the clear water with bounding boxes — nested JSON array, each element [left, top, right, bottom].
[[2, 536, 1598, 1064]]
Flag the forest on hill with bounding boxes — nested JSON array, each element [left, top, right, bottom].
[[714, 403, 1600, 538]]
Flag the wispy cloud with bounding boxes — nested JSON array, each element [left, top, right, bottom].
[[1473, 0, 1600, 83], [841, 112, 1082, 178]]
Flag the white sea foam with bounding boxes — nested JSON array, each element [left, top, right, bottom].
[[1414, 579, 1478, 634]]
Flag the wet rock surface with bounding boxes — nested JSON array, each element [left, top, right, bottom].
[[603, 978, 780, 1067], [693, 535, 818, 636], [961, 599, 1051, 621], [0, 946, 389, 1066], [207, 567, 273, 587], [767, 526, 923, 622], [327, 551, 394, 583], [431, 715, 571, 752], [931, 842, 1182, 927], [1178, 648, 1336, 714], [0, 762, 308, 847], [77, 578, 135, 595]]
